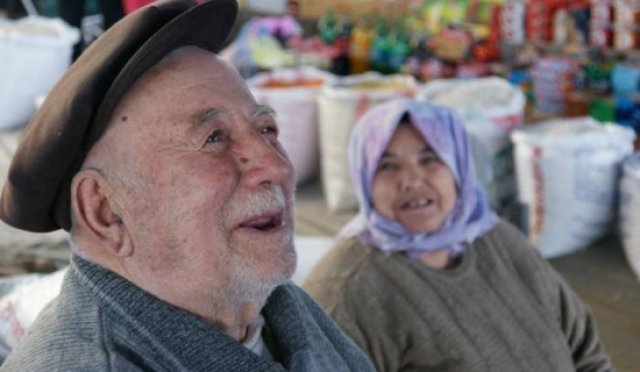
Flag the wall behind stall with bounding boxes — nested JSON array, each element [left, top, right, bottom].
[[297, 0, 412, 19], [244, 0, 288, 14]]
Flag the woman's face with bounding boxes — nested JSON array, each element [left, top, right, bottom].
[[371, 123, 457, 234]]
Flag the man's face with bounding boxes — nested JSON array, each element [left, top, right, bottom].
[[102, 47, 296, 311]]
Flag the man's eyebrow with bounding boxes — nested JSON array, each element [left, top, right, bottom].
[[253, 104, 277, 118], [196, 106, 228, 126]]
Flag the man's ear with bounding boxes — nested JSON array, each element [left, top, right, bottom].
[[71, 169, 133, 257]]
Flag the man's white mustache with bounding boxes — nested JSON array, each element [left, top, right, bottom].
[[229, 186, 287, 223]]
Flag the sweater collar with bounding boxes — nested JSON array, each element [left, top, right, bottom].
[[71, 254, 284, 371], [71, 254, 360, 371]]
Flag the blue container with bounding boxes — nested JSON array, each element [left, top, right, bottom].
[[611, 63, 640, 98]]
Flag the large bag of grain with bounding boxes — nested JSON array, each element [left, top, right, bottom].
[[619, 153, 640, 281], [0, 16, 79, 130], [512, 118, 635, 257], [248, 67, 335, 184], [318, 72, 417, 211], [0, 268, 66, 361], [418, 77, 525, 218]]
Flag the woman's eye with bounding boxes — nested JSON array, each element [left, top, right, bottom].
[[421, 154, 440, 165], [378, 162, 397, 171]]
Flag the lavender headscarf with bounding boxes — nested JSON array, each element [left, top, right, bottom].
[[341, 98, 498, 258]]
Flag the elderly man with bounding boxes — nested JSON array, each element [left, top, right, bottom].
[[0, 1, 374, 370]]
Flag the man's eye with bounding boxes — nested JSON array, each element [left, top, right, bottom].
[[261, 125, 278, 137], [206, 129, 224, 144]]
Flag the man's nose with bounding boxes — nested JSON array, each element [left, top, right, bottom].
[[237, 133, 293, 188]]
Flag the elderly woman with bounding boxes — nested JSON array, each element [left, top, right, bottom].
[[303, 98, 611, 372]]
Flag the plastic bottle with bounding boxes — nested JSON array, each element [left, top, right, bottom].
[[349, 16, 374, 74], [370, 19, 390, 73], [330, 15, 351, 76], [317, 11, 337, 44], [403, 36, 428, 79], [387, 24, 410, 74]]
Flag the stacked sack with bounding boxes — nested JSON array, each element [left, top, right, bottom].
[[512, 118, 635, 257], [620, 153, 640, 281]]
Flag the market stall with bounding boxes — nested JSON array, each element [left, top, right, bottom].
[[0, 0, 639, 369]]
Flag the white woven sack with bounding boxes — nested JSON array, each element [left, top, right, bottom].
[[0, 130, 69, 251], [248, 67, 335, 184], [512, 118, 635, 257], [0, 16, 79, 130], [0, 268, 66, 359], [291, 235, 333, 285], [318, 72, 417, 212], [619, 153, 640, 281], [418, 77, 525, 215]]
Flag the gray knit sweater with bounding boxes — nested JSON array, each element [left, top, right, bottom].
[[1, 255, 374, 371], [304, 220, 612, 372]]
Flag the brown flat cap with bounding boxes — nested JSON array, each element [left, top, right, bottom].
[[0, 0, 238, 232]]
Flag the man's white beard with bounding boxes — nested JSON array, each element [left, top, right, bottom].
[[224, 186, 297, 306], [225, 243, 296, 307]]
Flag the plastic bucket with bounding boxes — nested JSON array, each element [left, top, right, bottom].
[[0, 16, 79, 130]]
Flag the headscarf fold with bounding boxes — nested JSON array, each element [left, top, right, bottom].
[[341, 98, 498, 258]]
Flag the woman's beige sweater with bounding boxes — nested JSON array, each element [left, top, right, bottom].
[[304, 221, 611, 372]]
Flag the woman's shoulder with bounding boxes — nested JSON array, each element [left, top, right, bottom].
[[304, 237, 385, 285], [478, 219, 536, 254], [473, 219, 562, 289], [302, 237, 392, 311]]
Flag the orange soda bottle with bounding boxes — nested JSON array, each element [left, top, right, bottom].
[[349, 17, 374, 74]]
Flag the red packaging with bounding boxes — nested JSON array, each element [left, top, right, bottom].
[[526, 0, 556, 42], [590, 24, 613, 47], [500, 0, 526, 43], [614, 26, 639, 50], [122, 0, 155, 14], [591, 0, 614, 23]]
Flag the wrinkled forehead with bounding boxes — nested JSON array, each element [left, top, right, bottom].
[[123, 47, 235, 101], [108, 46, 247, 127]]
